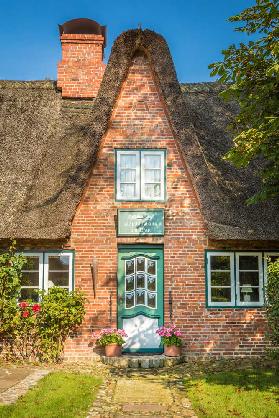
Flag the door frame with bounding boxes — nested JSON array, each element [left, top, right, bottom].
[[117, 244, 164, 353]]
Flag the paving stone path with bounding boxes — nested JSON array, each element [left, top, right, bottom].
[[87, 368, 198, 417], [0, 368, 50, 405]]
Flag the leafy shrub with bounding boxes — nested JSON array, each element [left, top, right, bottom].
[[94, 328, 127, 346], [0, 242, 86, 362], [265, 258, 279, 357]]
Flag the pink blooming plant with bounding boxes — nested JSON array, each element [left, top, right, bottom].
[[93, 328, 127, 346], [156, 324, 183, 347]]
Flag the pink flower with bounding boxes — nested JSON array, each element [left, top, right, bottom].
[[22, 310, 29, 318], [32, 304, 41, 313], [19, 301, 29, 309]]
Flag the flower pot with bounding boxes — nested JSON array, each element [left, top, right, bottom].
[[164, 345, 182, 357], [105, 344, 122, 357]]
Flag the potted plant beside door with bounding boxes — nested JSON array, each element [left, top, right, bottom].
[[94, 328, 127, 357], [156, 325, 183, 357]]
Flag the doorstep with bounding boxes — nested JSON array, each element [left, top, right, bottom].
[[101, 354, 184, 369]]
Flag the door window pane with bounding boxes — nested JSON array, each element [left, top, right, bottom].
[[125, 292, 135, 309], [124, 256, 157, 309]]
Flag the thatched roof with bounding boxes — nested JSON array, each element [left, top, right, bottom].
[[0, 29, 278, 241]]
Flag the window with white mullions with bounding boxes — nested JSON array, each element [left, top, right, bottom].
[[141, 151, 164, 200], [207, 252, 235, 307], [116, 150, 165, 201], [19, 253, 43, 302], [236, 253, 263, 306], [44, 253, 73, 292]]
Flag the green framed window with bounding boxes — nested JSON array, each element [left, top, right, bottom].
[[116, 149, 166, 201], [205, 251, 278, 308], [17, 251, 74, 301]]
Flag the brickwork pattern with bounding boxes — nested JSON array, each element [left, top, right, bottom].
[[57, 34, 106, 98], [63, 52, 268, 359]]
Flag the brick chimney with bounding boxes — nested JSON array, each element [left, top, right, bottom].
[[57, 18, 106, 98]]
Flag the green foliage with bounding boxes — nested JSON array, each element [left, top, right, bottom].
[[265, 258, 279, 353], [209, 0, 279, 203], [38, 287, 86, 361], [161, 335, 182, 347], [97, 334, 125, 346], [0, 241, 26, 337], [0, 242, 86, 362]]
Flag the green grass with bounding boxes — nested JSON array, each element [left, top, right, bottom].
[[0, 372, 102, 418], [185, 368, 279, 418]]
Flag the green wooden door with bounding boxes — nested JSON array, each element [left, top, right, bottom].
[[117, 245, 164, 353]]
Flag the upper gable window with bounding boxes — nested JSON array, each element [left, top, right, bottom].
[[116, 150, 165, 201]]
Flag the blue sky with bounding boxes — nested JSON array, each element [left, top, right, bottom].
[[0, 0, 254, 82]]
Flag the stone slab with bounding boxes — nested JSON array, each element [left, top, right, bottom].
[[113, 378, 172, 404]]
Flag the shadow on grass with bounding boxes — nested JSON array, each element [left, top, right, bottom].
[[184, 368, 279, 396]]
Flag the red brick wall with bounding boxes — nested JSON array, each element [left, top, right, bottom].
[[57, 34, 106, 98], [63, 52, 268, 359]]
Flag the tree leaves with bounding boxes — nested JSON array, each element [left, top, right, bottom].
[[209, 0, 279, 203]]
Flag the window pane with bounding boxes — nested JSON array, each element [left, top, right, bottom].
[[48, 272, 69, 287], [120, 169, 136, 182], [20, 288, 39, 302], [120, 154, 137, 169], [144, 169, 161, 182], [23, 256, 39, 271], [126, 259, 135, 276], [239, 287, 259, 302], [147, 275, 156, 291], [147, 292, 156, 308], [136, 273, 145, 289], [120, 183, 136, 198], [125, 292, 135, 309], [147, 259, 156, 275], [126, 274, 135, 292], [136, 257, 145, 272], [210, 255, 230, 270], [21, 272, 39, 286], [144, 155, 161, 169], [211, 288, 231, 303], [239, 271, 260, 286], [211, 271, 231, 286], [49, 255, 70, 271], [144, 183, 161, 198], [239, 255, 258, 270], [136, 289, 145, 305]]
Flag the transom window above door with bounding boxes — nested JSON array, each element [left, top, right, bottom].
[[116, 150, 165, 201]]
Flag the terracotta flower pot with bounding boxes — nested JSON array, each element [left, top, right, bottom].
[[105, 344, 122, 357], [164, 345, 182, 357]]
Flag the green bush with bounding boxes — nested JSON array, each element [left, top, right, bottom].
[[265, 258, 279, 357], [0, 242, 86, 362]]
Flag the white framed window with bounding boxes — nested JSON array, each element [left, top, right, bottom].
[[116, 149, 165, 201], [44, 252, 73, 292], [206, 252, 235, 307], [20, 253, 43, 302], [236, 253, 263, 306], [141, 151, 165, 201]]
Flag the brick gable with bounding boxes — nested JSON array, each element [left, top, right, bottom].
[[64, 52, 266, 359]]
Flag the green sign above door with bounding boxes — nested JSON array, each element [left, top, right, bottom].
[[117, 209, 164, 236]]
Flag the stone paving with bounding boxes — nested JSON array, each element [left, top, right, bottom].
[[0, 367, 50, 405], [87, 367, 198, 417]]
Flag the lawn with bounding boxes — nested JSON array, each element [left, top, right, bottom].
[[184, 368, 279, 418], [0, 371, 102, 418]]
